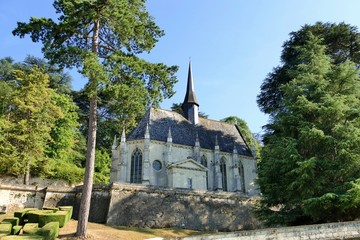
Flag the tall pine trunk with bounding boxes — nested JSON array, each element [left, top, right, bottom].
[[23, 160, 30, 185], [76, 20, 99, 238]]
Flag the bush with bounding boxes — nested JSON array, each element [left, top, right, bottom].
[[38, 222, 59, 240], [1, 234, 45, 239], [23, 223, 38, 234], [1, 217, 19, 227], [27, 211, 54, 224], [14, 208, 38, 225], [41, 207, 58, 212], [0, 222, 12, 234], [38, 211, 67, 228], [12, 225, 22, 235], [58, 206, 73, 223]]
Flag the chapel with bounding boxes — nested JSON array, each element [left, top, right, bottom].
[[110, 63, 258, 195]]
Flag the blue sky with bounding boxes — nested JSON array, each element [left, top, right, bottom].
[[1, 1, 360, 134]]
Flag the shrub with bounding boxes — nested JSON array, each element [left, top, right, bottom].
[[0, 222, 12, 234], [58, 206, 73, 223], [38, 211, 67, 228], [23, 223, 38, 234], [41, 207, 58, 212], [12, 225, 22, 235], [1, 234, 45, 239], [1, 217, 19, 227], [27, 210, 54, 223], [38, 222, 59, 240], [14, 208, 38, 225]]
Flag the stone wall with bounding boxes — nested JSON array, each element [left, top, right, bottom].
[[182, 221, 360, 240], [106, 183, 261, 231], [0, 184, 45, 212], [0, 183, 111, 223]]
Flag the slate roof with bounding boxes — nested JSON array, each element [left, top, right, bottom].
[[127, 108, 253, 157]]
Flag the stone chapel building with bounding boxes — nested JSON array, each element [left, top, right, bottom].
[[110, 63, 258, 195]]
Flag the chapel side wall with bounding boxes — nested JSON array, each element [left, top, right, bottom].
[[107, 183, 261, 231], [242, 158, 259, 195]]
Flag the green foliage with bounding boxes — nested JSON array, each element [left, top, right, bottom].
[[23, 223, 39, 234], [47, 159, 84, 184], [220, 116, 261, 158], [257, 22, 360, 115], [1, 217, 19, 227], [0, 57, 85, 184], [0, 223, 12, 234], [38, 211, 67, 228], [257, 32, 360, 225], [94, 149, 111, 184], [38, 222, 59, 240]]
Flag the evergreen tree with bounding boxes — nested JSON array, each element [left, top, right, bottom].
[[257, 33, 360, 225], [257, 22, 360, 115], [3, 68, 62, 184], [13, 0, 177, 236]]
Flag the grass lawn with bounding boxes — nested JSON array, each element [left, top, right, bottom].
[[1, 213, 207, 240], [58, 219, 206, 239]]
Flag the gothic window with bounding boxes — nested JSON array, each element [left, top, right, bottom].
[[239, 161, 245, 193], [220, 157, 227, 191], [130, 148, 142, 183], [201, 155, 208, 189]]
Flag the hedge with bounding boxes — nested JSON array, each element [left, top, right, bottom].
[[0, 234, 45, 239], [58, 206, 73, 222], [38, 222, 59, 240], [1, 217, 19, 227], [23, 223, 39, 234], [0, 222, 12, 234], [27, 210, 54, 224], [38, 211, 68, 228], [14, 208, 39, 225], [12, 225, 22, 235]]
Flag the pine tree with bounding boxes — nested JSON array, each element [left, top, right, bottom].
[[13, 0, 177, 236], [257, 33, 360, 225]]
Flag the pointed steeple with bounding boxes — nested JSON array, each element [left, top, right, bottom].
[[183, 61, 199, 106], [182, 61, 199, 125]]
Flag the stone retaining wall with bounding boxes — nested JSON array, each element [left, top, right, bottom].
[[106, 183, 261, 231], [182, 220, 360, 240]]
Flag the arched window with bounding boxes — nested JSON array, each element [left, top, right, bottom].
[[220, 157, 227, 191], [130, 148, 142, 183], [201, 155, 208, 189], [238, 161, 245, 193]]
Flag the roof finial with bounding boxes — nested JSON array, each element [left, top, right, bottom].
[[167, 127, 172, 143], [145, 123, 150, 139], [112, 135, 117, 149], [121, 129, 126, 143], [195, 132, 200, 147]]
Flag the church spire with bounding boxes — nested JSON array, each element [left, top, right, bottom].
[[182, 61, 199, 125]]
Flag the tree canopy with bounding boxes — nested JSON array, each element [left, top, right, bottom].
[[257, 22, 360, 116], [220, 116, 261, 158], [256, 31, 360, 226]]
